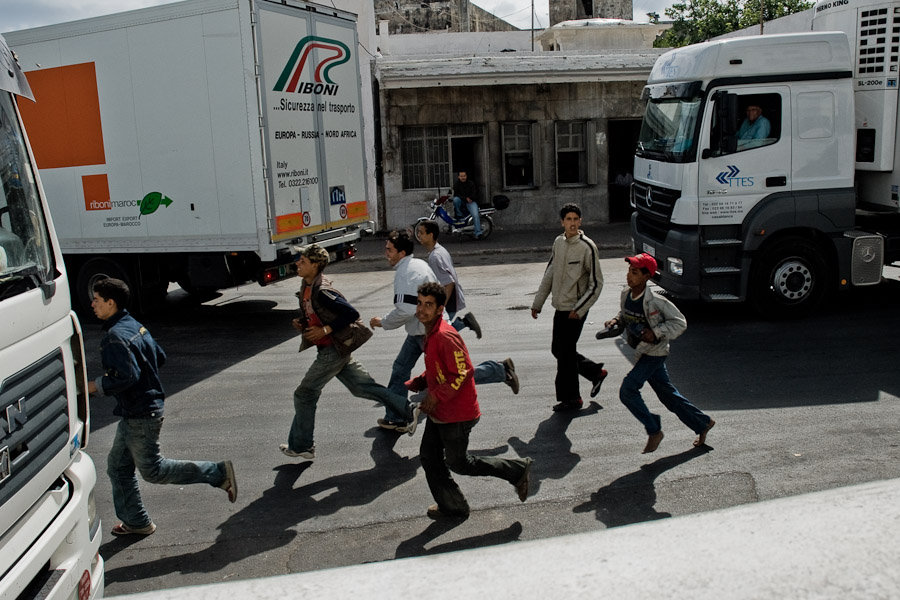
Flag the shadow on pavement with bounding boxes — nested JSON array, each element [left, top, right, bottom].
[[395, 521, 524, 559], [572, 446, 711, 527], [102, 432, 417, 584], [508, 401, 602, 496]]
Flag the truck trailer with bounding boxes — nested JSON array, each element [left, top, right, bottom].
[[5, 0, 372, 313], [0, 33, 103, 600], [631, 0, 900, 317]]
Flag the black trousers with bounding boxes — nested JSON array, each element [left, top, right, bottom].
[[551, 310, 603, 403]]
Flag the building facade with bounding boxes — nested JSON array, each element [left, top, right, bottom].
[[373, 7, 668, 229]]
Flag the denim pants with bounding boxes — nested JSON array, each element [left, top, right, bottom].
[[385, 335, 506, 422], [107, 417, 225, 529], [619, 354, 712, 435], [452, 195, 482, 237], [291, 345, 411, 451], [420, 417, 527, 515], [447, 311, 466, 333], [551, 310, 604, 403]]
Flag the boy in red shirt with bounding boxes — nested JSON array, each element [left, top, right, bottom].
[[407, 282, 532, 519]]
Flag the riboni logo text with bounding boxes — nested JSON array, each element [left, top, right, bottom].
[[274, 36, 351, 95]]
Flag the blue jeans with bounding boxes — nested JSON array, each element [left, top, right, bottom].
[[385, 335, 506, 421], [291, 345, 411, 450], [420, 417, 528, 515], [448, 311, 466, 332], [619, 354, 712, 435], [107, 417, 225, 529], [453, 195, 482, 237]]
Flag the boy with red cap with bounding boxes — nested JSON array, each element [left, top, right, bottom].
[[602, 253, 715, 454]]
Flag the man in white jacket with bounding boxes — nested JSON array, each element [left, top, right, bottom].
[[603, 253, 715, 454], [531, 203, 607, 412], [371, 230, 519, 430]]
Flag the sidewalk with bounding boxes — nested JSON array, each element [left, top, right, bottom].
[[353, 221, 634, 263]]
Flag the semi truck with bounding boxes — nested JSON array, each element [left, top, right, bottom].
[[631, 0, 900, 317], [0, 33, 103, 600], [5, 0, 372, 313]]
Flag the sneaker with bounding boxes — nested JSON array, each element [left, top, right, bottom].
[[110, 521, 157, 536], [590, 368, 608, 399], [502, 358, 519, 395], [552, 398, 583, 412], [219, 460, 238, 503], [279, 443, 315, 460], [396, 403, 422, 436], [463, 313, 483, 339], [515, 457, 533, 502], [426, 504, 469, 520], [377, 418, 406, 431]]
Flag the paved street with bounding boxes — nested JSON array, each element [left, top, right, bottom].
[[83, 235, 900, 597]]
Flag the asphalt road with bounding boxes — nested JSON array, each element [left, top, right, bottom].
[[84, 252, 900, 597]]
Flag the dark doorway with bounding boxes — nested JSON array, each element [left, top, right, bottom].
[[607, 119, 641, 222], [451, 137, 485, 200]]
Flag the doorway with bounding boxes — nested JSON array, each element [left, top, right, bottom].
[[607, 119, 642, 222], [451, 136, 486, 201]]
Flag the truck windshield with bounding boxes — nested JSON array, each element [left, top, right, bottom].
[[0, 92, 54, 299], [636, 97, 702, 162]]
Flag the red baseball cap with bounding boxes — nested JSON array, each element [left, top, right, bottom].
[[625, 252, 657, 273]]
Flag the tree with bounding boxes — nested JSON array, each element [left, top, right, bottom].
[[655, 0, 814, 48]]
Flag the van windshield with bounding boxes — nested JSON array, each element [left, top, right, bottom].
[[0, 92, 54, 299], [636, 97, 702, 162]]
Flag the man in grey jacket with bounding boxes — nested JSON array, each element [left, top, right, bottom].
[[602, 253, 715, 453], [531, 203, 606, 412]]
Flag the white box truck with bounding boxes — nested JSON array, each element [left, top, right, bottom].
[[5, 0, 372, 313], [630, 0, 900, 317], [0, 34, 103, 600]]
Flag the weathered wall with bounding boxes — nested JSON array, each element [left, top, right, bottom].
[[380, 80, 646, 229], [550, 0, 634, 25], [374, 0, 518, 34]]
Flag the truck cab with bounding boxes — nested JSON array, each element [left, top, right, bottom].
[[633, 3, 900, 317], [0, 34, 103, 600]]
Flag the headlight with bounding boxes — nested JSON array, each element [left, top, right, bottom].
[[667, 257, 683, 276], [88, 488, 100, 539]]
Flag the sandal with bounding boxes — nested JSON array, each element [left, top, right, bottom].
[[111, 521, 157, 536]]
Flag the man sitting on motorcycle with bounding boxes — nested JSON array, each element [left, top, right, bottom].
[[451, 170, 483, 239]]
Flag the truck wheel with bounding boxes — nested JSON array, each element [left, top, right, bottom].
[[476, 216, 493, 240], [75, 257, 131, 315], [751, 238, 829, 318]]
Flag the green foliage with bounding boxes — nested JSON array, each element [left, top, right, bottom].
[[654, 0, 814, 48]]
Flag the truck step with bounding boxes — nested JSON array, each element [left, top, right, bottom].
[[702, 238, 742, 246], [703, 266, 742, 274], [706, 293, 741, 301]]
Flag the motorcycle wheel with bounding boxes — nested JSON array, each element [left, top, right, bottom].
[[476, 215, 493, 240]]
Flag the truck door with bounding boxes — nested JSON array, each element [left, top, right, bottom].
[[698, 87, 791, 224]]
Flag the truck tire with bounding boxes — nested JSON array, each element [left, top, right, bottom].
[[75, 257, 132, 315], [750, 237, 829, 319]]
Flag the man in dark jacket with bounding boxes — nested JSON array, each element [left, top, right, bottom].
[[88, 277, 236, 537], [282, 244, 420, 461], [451, 170, 483, 239]]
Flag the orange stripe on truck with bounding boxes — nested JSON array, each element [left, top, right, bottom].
[[346, 201, 368, 219], [19, 63, 106, 169]]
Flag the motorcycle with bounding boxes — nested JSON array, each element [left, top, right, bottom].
[[415, 191, 509, 240]]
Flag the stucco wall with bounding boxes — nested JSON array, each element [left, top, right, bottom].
[[380, 80, 646, 230]]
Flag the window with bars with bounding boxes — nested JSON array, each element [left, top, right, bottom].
[[502, 122, 535, 188], [556, 121, 587, 185], [401, 126, 451, 190]]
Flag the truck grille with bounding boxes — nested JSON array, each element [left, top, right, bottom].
[[0, 350, 69, 506], [633, 182, 680, 224]]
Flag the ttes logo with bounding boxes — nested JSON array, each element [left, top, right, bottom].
[[274, 36, 350, 95]]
